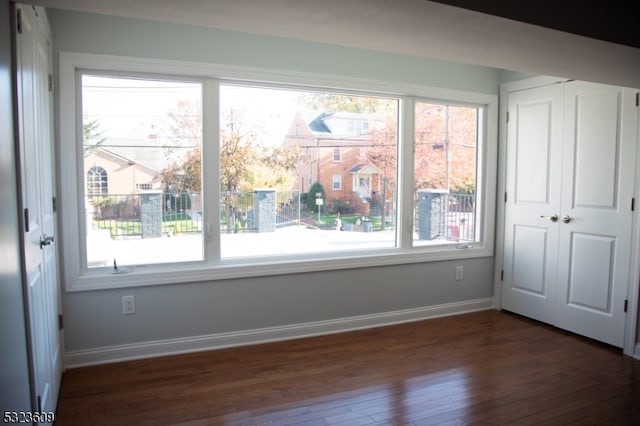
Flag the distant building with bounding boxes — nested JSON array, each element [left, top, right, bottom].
[[84, 148, 163, 196], [284, 111, 389, 216]]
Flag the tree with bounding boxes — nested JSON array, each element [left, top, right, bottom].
[[164, 100, 202, 163], [83, 118, 107, 157], [306, 181, 326, 213], [303, 93, 386, 114], [162, 145, 202, 193], [162, 101, 305, 232]]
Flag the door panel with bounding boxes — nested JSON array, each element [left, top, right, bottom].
[[555, 82, 637, 347], [512, 225, 548, 296], [566, 232, 615, 313], [15, 5, 61, 418], [502, 84, 563, 324], [571, 89, 621, 208], [514, 101, 553, 203]]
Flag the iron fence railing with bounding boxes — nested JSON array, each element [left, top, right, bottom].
[[87, 192, 202, 239], [220, 190, 301, 233], [414, 192, 475, 241], [87, 190, 474, 241]]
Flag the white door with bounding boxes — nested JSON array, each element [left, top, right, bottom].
[[554, 82, 637, 347], [502, 81, 638, 347], [501, 83, 564, 324], [15, 4, 62, 417]]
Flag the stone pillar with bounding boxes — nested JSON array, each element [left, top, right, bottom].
[[417, 189, 448, 240], [253, 189, 276, 233], [140, 190, 163, 238]]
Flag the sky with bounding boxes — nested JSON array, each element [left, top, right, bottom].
[[82, 75, 307, 147]]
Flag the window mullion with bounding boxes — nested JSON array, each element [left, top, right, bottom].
[[203, 79, 221, 263], [397, 96, 415, 249]]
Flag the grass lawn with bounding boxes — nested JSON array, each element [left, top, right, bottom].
[[94, 212, 201, 238]]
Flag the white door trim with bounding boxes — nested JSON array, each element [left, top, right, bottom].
[[626, 98, 640, 357]]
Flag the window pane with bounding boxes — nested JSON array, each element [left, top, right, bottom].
[[413, 102, 479, 246], [219, 85, 398, 258], [81, 75, 203, 267]]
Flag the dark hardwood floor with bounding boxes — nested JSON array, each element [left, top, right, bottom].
[[55, 310, 640, 425]]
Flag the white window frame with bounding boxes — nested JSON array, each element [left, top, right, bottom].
[[86, 166, 108, 195], [333, 148, 342, 162], [332, 175, 342, 190], [59, 52, 497, 291]]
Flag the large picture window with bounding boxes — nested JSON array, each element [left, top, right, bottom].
[[59, 54, 496, 289], [219, 85, 398, 258], [81, 74, 203, 267]]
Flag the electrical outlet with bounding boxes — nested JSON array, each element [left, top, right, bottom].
[[455, 265, 464, 281], [122, 295, 136, 315]]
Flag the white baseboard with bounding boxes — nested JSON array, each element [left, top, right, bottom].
[[634, 343, 640, 361], [64, 297, 493, 368]]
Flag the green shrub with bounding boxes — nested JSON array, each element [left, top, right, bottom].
[[331, 199, 353, 214], [305, 182, 326, 212]]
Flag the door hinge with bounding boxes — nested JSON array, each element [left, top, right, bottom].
[[632, 197, 635, 212], [504, 192, 507, 203], [506, 111, 509, 123], [48, 74, 53, 92], [16, 9, 22, 34], [52, 196, 57, 213], [23, 208, 29, 232], [624, 299, 628, 313], [58, 314, 64, 330], [500, 270, 504, 281], [635, 92, 639, 107]]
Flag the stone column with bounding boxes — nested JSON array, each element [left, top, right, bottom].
[[140, 190, 163, 238], [417, 189, 448, 240], [253, 189, 276, 233]]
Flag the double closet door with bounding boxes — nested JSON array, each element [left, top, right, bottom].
[[502, 80, 639, 347]]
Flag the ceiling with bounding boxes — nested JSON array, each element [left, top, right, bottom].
[[431, 0, 640, 48], [35, 0, 640, 87]]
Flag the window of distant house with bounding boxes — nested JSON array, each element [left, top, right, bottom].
[[80, 74, 203, 268], [86, 166, 108, 195], [347, 119, 369, 135], [136, 183, 153, 191], [332, 175, 342, 190], [59, 53, 495, 289]]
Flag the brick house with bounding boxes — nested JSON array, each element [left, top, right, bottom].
[[284, 111, 389, 216]]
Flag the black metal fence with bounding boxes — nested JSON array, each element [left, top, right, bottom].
[[220, 190, 301, 233], [414, 192, 475, 241], [87, 190, 474, 241], [87, 192, 202, 239]]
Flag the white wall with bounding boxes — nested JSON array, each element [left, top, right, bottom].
[[50, 9, 500, 364], [0, 0, 33, 413], [49, 9, 501, 94]]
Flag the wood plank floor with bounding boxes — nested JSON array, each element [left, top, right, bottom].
[[54, 310, 640, 425]]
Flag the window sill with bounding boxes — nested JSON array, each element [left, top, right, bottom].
[[66, 245, 492, 292]]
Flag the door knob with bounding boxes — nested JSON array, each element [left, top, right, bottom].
[[540, 214, 558, 222], [562, 215, 573, 223], [40, 234, 54, 248]]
